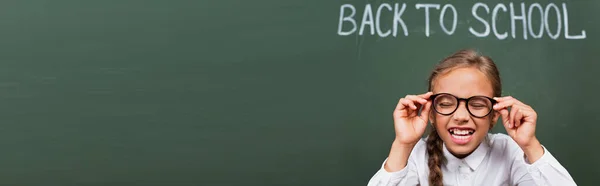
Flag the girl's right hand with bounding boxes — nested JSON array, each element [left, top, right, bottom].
[[393, 92, 433, 146]]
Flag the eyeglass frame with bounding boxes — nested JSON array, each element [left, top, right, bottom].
[[429, 93, 497, 118]]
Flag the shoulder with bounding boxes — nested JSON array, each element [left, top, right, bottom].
[[406, 138, 428, 161], [411, 137, 437, 158], [413, 138, 428, 154], [487, 133, 516, 146], [404, 138, 429, 169], [487, 133, 523, 158]]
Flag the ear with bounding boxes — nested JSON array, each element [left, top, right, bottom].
[[429, 106, 435, 124], [491, 110, 500, 128]]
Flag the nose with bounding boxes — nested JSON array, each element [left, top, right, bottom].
[[452, 102, 470, 123]]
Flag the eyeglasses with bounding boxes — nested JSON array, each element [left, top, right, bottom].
[[430, 93, 497, 118]]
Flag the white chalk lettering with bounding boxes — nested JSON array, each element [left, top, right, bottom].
[[335, 2, 587, 40], [337, 4, 357, 36], [416, 3, 440, 37], [393, 3, 409, 37], [440, 4, 457, 35], [544, 3, 561, 40], [528, 3, 544, 39], [563, 3, 586, 39], [510, 3, 527, 40], [376, 3, 393, 37], [470, 3, 490, 37], [359, 4, 375, 35], [492, 3, 508, 40]]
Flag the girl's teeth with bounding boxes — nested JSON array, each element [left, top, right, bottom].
[[452, 134, 469, 139], [451, 129, 474, 135]]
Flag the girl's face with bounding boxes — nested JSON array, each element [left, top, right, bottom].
[[430, 67, 499, 158]]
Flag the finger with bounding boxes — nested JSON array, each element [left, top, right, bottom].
[[493, 99, 516, 111], [400, 98, 418, 110], [395, 98, 406, 111], [418, 92, 434, 99], [419, 100, 432, 122], [499, 108, 511, 129], [493, 96, 514, 101], [406, 95, 428, 105], [514, 109, 523, 128], [517, 106, 537, 124], [510, 107, 519, 128], [494, 96, 529, 107], [394, 98, 412, 118]]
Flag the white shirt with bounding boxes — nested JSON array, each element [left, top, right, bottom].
[[367, 133, 576, 186]]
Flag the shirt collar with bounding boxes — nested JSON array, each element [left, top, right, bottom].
[[442, 140, 490, 171]]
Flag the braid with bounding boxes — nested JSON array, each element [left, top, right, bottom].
[[427, 128, 447, 186]]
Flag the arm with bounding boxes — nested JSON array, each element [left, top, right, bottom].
[[493, 96, 577, 185], [510, 143, 576, 186], [367, 140, 422, 186], [366, 93, 433, 186], [385, 140, 416, 172]]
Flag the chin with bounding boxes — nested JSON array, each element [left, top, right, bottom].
[[446, 144, 478, 156]]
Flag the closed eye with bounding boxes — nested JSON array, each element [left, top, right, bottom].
[[469, 104, 488, 109], [439, 103, 454, 107]]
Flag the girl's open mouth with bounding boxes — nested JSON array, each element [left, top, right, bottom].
[[448, 127, 474, 145]]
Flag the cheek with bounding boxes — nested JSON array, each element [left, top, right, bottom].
[[473, 118, 492, 132], [432, 114, 449, 125], [432, 115, 450, 134]]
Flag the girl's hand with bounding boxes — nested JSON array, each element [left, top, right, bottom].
[[393, 92, 433, 146], [493, 96, 544, 162]]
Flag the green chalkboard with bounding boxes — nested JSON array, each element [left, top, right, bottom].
[[0, 0, 597, 185]]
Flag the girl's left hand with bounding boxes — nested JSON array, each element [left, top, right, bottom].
[[492, 96, 538, 147], [492, 96, 544, 162]]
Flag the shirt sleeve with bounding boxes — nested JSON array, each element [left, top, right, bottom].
[[366, 140, 424, 186], [511, 145, 577, 186], [366, 157, 420, 186]]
